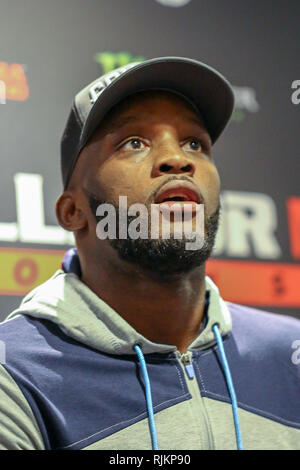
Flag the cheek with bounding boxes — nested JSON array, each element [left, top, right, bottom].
[[95, 159, 148, 204], [195, 163, 220, 214]]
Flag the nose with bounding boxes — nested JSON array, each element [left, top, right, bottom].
[[151, 148, 196, 178]]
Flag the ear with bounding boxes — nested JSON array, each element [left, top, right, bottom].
[[55, 191, 88, 231]]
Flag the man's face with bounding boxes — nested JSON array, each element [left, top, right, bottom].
[[74, 89, 221, 278]]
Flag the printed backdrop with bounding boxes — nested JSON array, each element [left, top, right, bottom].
[[1, 0, 300, 321]]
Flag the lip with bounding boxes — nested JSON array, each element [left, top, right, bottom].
[[154, 180, 203, 205]]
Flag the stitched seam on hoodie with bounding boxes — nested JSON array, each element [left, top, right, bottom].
[[194, 361, 207, 393], [58, 392, 190, 449], [194, 361, 216, 449], [204, 391, 300, 428], [173, 363, 186, 395], [137, 358, 188, 396]]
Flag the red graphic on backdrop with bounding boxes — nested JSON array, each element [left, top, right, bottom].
[[287, 197, 300, 260], [0, 62, 29, 101], [13, 258, 38, 286]]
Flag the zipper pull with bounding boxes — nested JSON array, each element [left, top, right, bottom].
[[181, 352, 195, 380]]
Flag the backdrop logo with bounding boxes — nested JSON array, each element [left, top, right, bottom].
[[1, 173, 300, 307], [155, 0, 191, 6], [93, 52, 259, 123], [0, 171, 294, 261], [0, 62, 29, 101], [232, 86, 260, 122], [0, 80, 5, 104], [94, 52, 146, 75]]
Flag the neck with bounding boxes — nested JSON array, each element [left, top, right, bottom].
[[80, 246, 207, 354]]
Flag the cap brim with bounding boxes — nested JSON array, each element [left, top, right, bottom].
[[78, 56, 234, 152]]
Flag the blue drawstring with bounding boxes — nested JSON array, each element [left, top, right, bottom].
[[212, 323, 243, 450], [63, 249, 242, 449], [134, 327, 243, 451], [133, 344, 159, 450]]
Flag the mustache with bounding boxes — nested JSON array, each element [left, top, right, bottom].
[[83, 175, 207, 214], [84, 188, 221, 229], [147, 175, 205, 206]]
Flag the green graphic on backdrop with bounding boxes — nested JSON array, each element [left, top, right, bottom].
[[94, 51, 146, 74], [94, 52, 259, 123]]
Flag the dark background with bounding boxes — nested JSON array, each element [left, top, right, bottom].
[[0, 0, 299, 320]]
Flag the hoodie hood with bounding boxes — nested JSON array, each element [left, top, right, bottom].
[[6, 269, 232, 355]]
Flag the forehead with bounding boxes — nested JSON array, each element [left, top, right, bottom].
[[113, 89, 201, 114], [96, 89, 207, 135]]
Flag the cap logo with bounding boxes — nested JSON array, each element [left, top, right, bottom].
[[88, 62, 138, 105]]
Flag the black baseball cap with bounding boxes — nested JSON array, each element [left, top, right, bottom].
[[61, 56, 235, 189]]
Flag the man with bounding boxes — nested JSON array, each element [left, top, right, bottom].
[[0, 57, 299, 450]]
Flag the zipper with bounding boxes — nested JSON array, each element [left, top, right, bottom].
[[176, 350, 214, 449], [181, 352, 195, 379]]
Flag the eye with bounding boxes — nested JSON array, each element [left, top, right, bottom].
[[182, 138, 203, 152], [120, 138, 147, 151]]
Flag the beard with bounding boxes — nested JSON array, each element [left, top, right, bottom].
[[87, 192, 221, 280]]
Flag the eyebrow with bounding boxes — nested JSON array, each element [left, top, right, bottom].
[[108, 114, 211, 141], [108, 115, 140, 132]]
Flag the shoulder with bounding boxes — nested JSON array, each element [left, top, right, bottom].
[[225, 301, 300, 363], [0, 314, 40, 355], [226, 301, 300, 336], [0, 313, 78, 386], [0, 314, 51, 355], [0, 317, 46, 449]]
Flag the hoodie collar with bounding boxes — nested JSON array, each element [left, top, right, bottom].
[[7, 269, 232, 355]]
